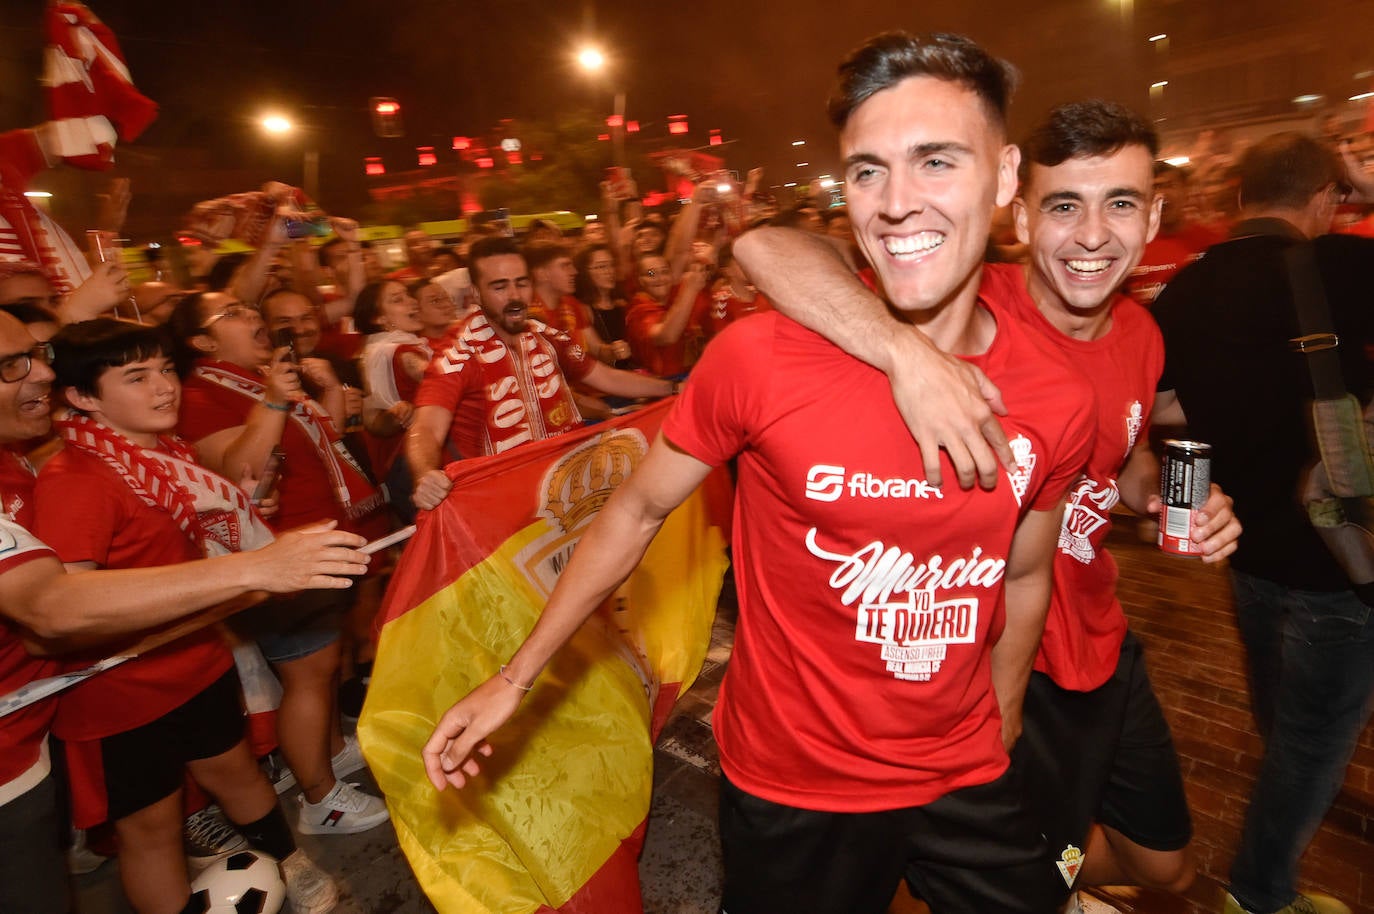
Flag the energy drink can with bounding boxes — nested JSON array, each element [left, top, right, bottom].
[[1159, 440, 1212, 556]]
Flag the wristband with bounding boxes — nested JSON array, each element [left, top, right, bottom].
[[499, 664, 534, 692], [263, 400, 292, 412]]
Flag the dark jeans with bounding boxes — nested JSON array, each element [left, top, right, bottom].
[[1228, 570, 1374, 912], [0, 773, 71, 914]]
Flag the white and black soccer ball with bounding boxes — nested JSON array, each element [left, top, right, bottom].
[[188, 850, 285, 914]]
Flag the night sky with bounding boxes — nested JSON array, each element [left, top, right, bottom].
[[0, 0, 1323, 220]]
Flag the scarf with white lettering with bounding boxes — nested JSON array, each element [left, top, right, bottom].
[[56, 413, 273, 557], [192, 360, 383, 521]]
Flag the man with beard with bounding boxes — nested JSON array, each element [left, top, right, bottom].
[[406, 236, 676, 510]]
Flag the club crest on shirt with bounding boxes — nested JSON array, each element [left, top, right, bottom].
[[1005, 434, 1037, 507], [1124, 400, 1143, 459], [1056, 844, 1084, 887]]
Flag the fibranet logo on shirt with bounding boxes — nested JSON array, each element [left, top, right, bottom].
[[803, 464, 944, 503]]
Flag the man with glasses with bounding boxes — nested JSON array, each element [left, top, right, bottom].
[[0, 311, 370, 913], [1153, 132, 1374, 914]]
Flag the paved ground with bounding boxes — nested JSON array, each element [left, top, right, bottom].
[[76, 523, 1374, 914]]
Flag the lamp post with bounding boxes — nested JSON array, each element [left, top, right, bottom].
[[576, 46, 627, 168], [260, 113, 320, 202]]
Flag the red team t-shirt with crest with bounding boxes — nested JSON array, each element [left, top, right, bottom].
[[996, 265, 1166, 691], [414, 310, 595, 457], [662, 280, 1094, 813]]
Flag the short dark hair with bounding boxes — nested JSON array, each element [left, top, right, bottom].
[[52, 318, 172, 399], [1238, 132, 1342, 211], [1018, 100, 1158, 183], [828, 31, 1018, 131], [467, 236, 523, 286], [523, 240, 573, 273], [204, 252, 249, 292]]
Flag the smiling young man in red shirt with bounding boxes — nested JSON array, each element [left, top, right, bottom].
[[735, 100, 1244, 913], [419, 33, 1096, 914]]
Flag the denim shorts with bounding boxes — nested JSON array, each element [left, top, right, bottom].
[[256, 626, 339, 664]]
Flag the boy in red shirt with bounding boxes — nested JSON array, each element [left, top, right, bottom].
[[36, 320, 337, 914]]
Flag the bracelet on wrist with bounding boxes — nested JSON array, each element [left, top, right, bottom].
[[499, 664, 534, 692], [263, 399, 292, 412]]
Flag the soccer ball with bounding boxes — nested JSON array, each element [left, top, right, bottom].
[[188, 850, 285, 914]]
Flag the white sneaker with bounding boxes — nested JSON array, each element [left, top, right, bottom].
[[331, 734, 367, 779], [296, 781, 390, 835], [281, 849, 340, 914], [183, 805, 248, 867]]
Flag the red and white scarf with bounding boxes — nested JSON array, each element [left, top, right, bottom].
[[193, 361, 383, 521], [56, 414, 273, 557], [42, 2, 158, 171]]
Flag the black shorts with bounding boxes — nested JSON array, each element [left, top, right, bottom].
[[98, 669, 245, 822], [1013, 630, 1192, 894], [718, 765, 1064, 914]]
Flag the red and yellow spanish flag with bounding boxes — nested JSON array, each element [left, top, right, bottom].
[[358, 399, 730, 914]]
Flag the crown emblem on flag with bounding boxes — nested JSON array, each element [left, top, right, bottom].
[[541, 429, 648, 533]]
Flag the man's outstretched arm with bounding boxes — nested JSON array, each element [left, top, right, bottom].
[[422, 434, 713, 790], [733, 227, 1012, 489]]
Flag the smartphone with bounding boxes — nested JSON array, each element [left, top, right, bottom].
[[271, 327, 296, 362], [252, 447, 286, 504], [284, 217, 331, 240]]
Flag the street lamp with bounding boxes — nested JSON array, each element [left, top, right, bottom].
[[576, 45, 627, 168], [577, 47, 606, 72], [259, 112, 319, 202], [261, 114, 293, 135]]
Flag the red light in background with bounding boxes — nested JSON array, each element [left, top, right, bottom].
[[417, 146, 436, 166], [597, 133, 610, 142], [452, 136, 471, 150], [606, 114, 624, 128], [369, 97, 403, 138], [709, 129, 722, 146], [626, 120, 640, 133], [364, 157, 385, 176], [530, 152, 544, 161], [507, 151, 523, 165], [668, 114, 688, 135], [476, 156, 494, 169]]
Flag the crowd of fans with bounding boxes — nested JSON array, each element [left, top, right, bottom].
[[0, 107, 1372, 914]]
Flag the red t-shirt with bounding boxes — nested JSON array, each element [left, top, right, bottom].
[[0, 450, 60, 789], [662, 289, 1094, 813], [999, 268, 1165, 691], [625, 291, 708, 377], [1125, 224, 1223, 307], [557, 295, 589, 337], [179, 363, 349, 532], [701, 284, 772, 340], [34, 447, 233, 744], [414, 310, 595, 457]]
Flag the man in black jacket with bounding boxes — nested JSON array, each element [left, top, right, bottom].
[[1153, 132, 1374, 914]]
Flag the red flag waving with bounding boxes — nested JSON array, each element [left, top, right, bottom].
[[43, 2, 158, 170]]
